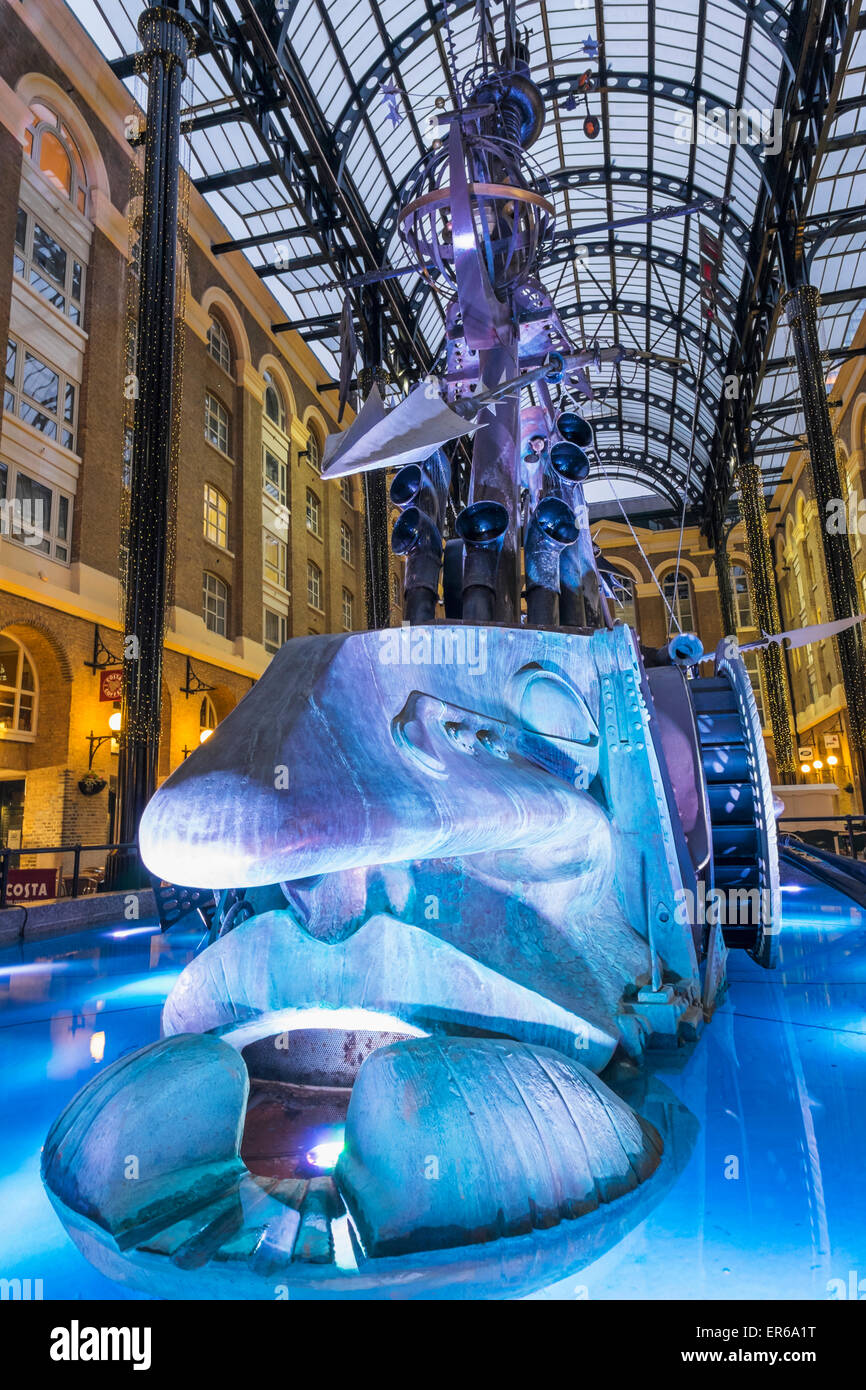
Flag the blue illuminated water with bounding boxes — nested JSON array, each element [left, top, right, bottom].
[[0, 868, 864, 1301]]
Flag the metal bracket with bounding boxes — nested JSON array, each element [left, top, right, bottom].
[[180, 656, 215, 700], [83, 624, 123, 672]]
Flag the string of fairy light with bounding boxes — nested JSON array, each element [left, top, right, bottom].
[[783, 283, 866, 796], [116, 14, 193, 751], [735, 447, 797, 781]]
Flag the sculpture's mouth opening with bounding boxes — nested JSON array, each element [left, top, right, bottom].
[[237, 1009, 428, 1180]]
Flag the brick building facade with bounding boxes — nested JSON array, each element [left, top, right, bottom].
[[0, 0, 401, 870]]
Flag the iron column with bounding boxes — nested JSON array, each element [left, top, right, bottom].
[[736, 435, 797, 784], [783, 280, 866, 804], [113, 4, 192, 874]]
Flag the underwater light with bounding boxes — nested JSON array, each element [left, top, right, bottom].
[[306, 1137, 345, 1172]]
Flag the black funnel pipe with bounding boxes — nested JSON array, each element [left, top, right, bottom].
[[555, 411, 594, 450], [524, 497, 579, 627], [392, 506, 444, 625], [550, 440, 591, 481], [457, 500, 509, 623]]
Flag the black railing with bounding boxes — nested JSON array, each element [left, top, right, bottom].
[[777, 815, 866, 861], [0, 841, 142, 908]]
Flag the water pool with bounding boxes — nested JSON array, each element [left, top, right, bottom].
[[1, 870, 864, 1301]]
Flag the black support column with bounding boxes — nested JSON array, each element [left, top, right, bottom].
[[113, 5, 193, 875], [359, 286, 390, 630], [714, 538, 737, 638], [783, 280, 866, 805]]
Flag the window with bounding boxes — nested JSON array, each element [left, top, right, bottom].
[[340, 521, 353, 565], [663, 572, 694, 634], [24, 103, 88, 213], [342, 587, 354, 630], [306, 487, 322, 537], [307, 560, 322, 610], [263, 529, 287, 589], [207, 315, 232, 373], [199, 695, 217, 740], [0, 634, 37, 738], [204, 392, 230, 454], [306, 428, 321, 473], [614, 575, 636, 628], [340, 476, 353, 506], [203, 484, 228, 549], [743, 651, 766, 726], [732, 566, 754, 629], [14, 208, 85, 324], [264, 608, 287, 654], [1, 460, 72, 564], [5, 338, 77, 452], [264, 372, 286, 430], [203, 571, 227, 636], [263, 446, 287, 508], [391, 573, 401, 606]]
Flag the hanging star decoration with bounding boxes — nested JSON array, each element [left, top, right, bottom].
[[380, 81, 404, 129], [581, 34, 599, 59]]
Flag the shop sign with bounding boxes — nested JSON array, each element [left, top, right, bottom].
[[3, 868, 59, 902], [824, 734, 840, 749], [99, 669, 123, 702], [798, 746, 813, 761]]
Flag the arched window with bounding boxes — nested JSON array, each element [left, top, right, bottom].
[[264, 372, 286, 430], [340, 476, 353, 506], [199, 695, 217, 743], [391, 573, 401, 607], [207, 314, 232, 374], [612, 574, 636, 628], [306, 426, 321, 473], [732, 565, 754, 629], [203, 484, 228, 548], [663, 572, 694, 633], [0, 634, 37, 738], [742, 651, 766, 726], [204, 392, 230, 454], [24, 103, 89, 213], [306, 487, 322, 537], [307, 560, 322, 611], [202, 571, 228, 636]]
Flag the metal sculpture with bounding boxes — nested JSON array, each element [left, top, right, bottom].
[[43, 6, 780, 1300]]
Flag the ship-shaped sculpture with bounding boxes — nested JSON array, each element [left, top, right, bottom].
[[42, 20, 779, 1300]]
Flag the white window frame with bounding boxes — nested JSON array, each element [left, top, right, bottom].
[[662, 572, 694, 634], [203, 571, 228, 636], [306, 487, 322, 537], [307, 560, 322, 611], [0, 633, 38, 741], [0, 459, 72, 564], [341, 586, 354, 630], [264, 372, 286, 431], [263, 607, 287, 654], [14, 205, 86, 324], [207, 315, 232, 374], [263, 528, 287, 589], [5, 336, 78, 453], [204, 391, 230, 456], [203, 483, 228, 549], [340, 521, 353, 565], [263, 444, 287, 508]]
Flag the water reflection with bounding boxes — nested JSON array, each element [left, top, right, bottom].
[[0, 879, 864, 1301]]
